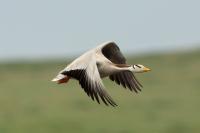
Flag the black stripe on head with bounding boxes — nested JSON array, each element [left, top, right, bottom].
[[135, 65, 141, 68]]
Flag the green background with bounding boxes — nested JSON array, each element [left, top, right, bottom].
[[0, 50, 199, 133]]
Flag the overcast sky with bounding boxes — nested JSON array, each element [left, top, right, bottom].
[[0, 0, 200, 60]]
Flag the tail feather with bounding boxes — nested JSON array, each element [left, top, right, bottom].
[[52, 74, 70, 84], [52, 74, 66, 82]]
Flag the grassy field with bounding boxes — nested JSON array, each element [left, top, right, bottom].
[[0, 50, 200, 133]]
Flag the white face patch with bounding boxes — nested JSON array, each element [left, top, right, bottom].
[[135, 64, 144, 69], [133, 64, 145, 73]]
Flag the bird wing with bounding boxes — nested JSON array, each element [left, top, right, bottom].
[[61, 52, 117, 106], [101, 42, 142, 93]]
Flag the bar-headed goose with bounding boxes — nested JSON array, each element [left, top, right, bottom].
[[52, 41, 151, 106]]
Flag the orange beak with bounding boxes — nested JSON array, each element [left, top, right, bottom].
[[143, 67, 151, 72]]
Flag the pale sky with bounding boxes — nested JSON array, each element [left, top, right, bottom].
[[0, 0, 200, 60]]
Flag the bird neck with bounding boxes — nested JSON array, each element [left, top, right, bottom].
[[112, 64, 141, 73], [114, 64, 138, 73]]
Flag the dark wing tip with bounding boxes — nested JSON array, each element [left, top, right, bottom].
[[101, 42, 126, 64], [109, 71, 142, 93], [63, 69, 117, 107]]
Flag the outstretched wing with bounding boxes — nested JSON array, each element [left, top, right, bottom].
[[101, 42, 142, 93], [61, 52, 117, 106]]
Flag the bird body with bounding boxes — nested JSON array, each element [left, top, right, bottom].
[[52, 41, 150, 106]]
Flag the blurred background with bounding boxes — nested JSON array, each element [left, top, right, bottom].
[[0, 0, 200, 133]]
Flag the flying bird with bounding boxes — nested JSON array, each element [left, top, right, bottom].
[[52, 41, 151, 106]]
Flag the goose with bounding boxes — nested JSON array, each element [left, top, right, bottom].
[[52, 41, 151, 106]]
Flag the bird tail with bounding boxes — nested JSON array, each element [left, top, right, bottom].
[[52, 74, 70, 84]]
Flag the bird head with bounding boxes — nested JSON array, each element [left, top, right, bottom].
[[132, 64, 151, 73]]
